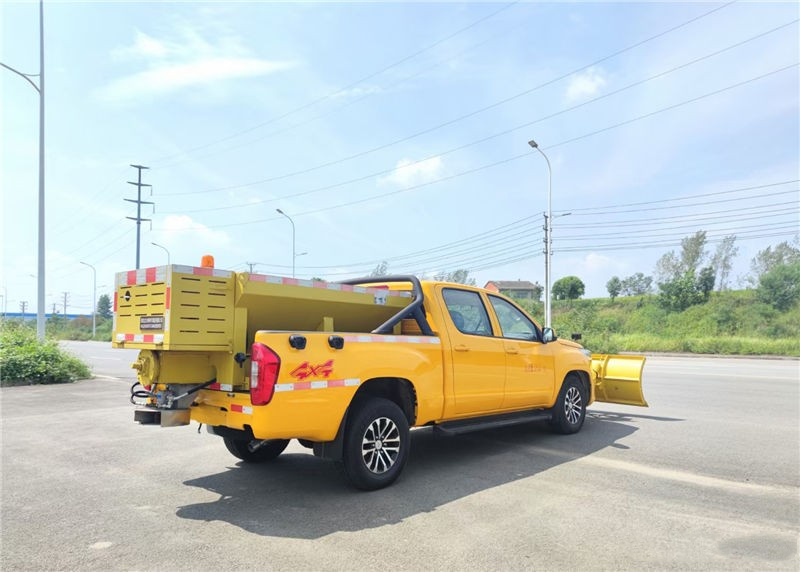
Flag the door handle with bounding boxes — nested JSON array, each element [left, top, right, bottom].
[[454, 344, 470, 352], [506, 348, 519, 355]]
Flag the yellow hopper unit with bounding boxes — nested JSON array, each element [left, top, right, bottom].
[[113, 264, 413, 392]]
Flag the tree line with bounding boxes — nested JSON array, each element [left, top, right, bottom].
[[366, 232, 800, 313]]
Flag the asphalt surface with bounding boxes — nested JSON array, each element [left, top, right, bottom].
[[1, 343, 798, 570]]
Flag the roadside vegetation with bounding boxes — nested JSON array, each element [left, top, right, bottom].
[[516, 290, 800, 356], [0, 321, 91, 386], [523, 235, 800, 356], [378, 234, 800, 357]]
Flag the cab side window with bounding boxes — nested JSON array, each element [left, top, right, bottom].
[[488, 295, 540, 342], [442, 288, 492, 336]]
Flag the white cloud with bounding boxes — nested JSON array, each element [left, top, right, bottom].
[[565, 67, 607, 101], [99, 58, 294, 101], [99, 26, 295, 102], [378, 157, 444, 188], [331, 85, 384, 99]]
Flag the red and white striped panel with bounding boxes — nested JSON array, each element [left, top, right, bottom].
[[115, 265, 232, 287], [115, 333, 165, 343], [342, 334, 441, 345], [115, 266, 169, 287], [274, 378, 361, 393], [230, 404, 253, 415], [207, 382, 234, 392], [247, 273, 411, 298]]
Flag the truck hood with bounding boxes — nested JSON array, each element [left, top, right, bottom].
[[556, 338, 584, 350]]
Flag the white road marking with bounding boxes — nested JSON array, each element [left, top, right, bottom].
[[580, 456, 795, 495], [526, 445, 795, 496], [645, 370, 798, 380]]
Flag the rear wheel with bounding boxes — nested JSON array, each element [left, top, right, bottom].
[[223, 437, 290, 462], [341, 397, 410, 490], [550, 374, 587, 434]]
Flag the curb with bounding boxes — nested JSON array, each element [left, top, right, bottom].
[[619, 351, 800, 361]]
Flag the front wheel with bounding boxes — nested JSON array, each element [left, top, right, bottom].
[[550, 374, 587, 434], [341, 397, 410, 491], [223, 437, 290, 462]]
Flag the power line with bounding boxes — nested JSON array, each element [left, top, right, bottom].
[[560, 209, 799, 239], [560, 200, 799, 228], [545, 63, 799, 152], [559, 230, 799, 253], [159, 1, 741, 198], [416, 229, 799, 275], [153, 7, 530, 170], [166, 16, 798, 213], [161, 62, 797, 232], [559, 221, 799, 245], [49, 164, 132, 238], [563, 189, 798, 217], [248, 211, 797, 277], [148, 2, 521, 167], [555, 179, 798, 214]]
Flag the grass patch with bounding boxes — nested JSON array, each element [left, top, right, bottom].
[[544, 289, 800, 357], [0, 321, 91, 386]]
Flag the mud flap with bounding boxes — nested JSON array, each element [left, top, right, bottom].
[[591, 354, 648, 407]]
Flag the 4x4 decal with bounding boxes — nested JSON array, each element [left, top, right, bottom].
[[290, 360, 334, 380]]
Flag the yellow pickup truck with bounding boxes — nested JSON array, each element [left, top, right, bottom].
[[115, 262, 646, 490]]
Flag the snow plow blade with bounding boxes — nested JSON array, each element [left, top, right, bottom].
[[591, 354, 648, 407]]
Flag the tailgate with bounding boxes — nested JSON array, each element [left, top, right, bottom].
[[591, 354, 648, 407]]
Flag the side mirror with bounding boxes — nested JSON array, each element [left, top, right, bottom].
[[542, 327, 557, 343]]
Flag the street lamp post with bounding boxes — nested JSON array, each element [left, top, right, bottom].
[[1, 0, 45, 340], [528, 139, 553, 329], [275, 209, 297, 278], [80, 262, 96, 339], [151, 242, 170, 266]]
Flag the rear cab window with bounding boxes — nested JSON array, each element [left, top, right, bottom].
[[442, 288, 493, 336]]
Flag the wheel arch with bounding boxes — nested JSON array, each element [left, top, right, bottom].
[[565, 369, 591, 401], [353, 377, 417, 426]]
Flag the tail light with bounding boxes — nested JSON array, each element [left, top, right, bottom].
[[250, 342, 280, 405]]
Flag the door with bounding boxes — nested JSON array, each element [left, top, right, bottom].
[[592, 354, 648, 406], [441, 288, 506, 415], [487, 295, 555, 408]]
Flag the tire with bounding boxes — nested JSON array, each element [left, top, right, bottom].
[[223, 437, 290, 462], [341, 397, 410, 491], [550, 374, 587, 435]]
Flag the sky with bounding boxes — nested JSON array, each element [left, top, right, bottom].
[[1, 0, 798, 318]]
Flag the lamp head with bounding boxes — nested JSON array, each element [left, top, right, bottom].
[[528, 140, 538, 149], [276, 208, 284, 215]]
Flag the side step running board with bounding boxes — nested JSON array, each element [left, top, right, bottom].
[[434, 410, 552, 436]]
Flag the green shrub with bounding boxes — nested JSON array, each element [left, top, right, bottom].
[[0, 322, 91, 386], [757, 263, 800, 311]]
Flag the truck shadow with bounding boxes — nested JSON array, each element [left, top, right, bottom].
[[176, 412, 652, 539]]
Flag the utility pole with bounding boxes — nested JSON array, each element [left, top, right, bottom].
[[528, 139, 553, 328], [246, 262, 257, 273], [1, 0, 46, 340], [80, 261, 96, 338], [126, 164, 153, 270], [20, 301, 28, 320], [543, 212, 550, 322], [62, 292, 69, 326]]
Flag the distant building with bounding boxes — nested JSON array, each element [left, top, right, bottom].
[[484, 280, 542, 301]]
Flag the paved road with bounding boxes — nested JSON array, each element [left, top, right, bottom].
[[1, 349, 798, 570]]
